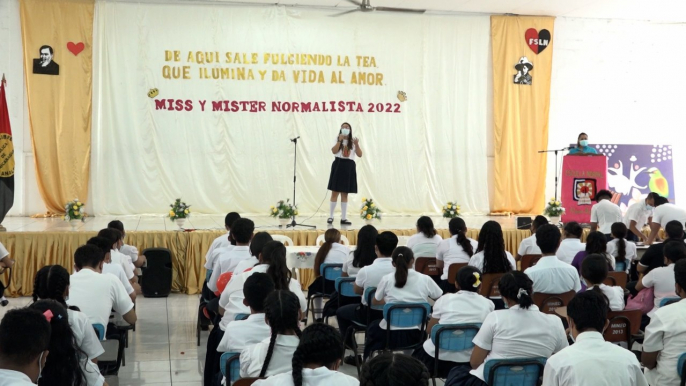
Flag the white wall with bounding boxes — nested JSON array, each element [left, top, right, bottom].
[[548, 17, 686, 206]]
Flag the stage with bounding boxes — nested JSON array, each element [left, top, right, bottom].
[[0, 214, 534, 297]]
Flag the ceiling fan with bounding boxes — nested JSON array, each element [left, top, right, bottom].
[[330, 0, 426, 17]]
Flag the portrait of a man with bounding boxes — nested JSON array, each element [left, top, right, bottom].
[[32, 45, 59, 76]]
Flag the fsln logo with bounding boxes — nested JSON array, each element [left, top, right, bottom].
[[525, 28, 551, 55]]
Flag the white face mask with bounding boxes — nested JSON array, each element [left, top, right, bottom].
[[36, 351, 45, 384], [340, 128, 350, 136], [579, 139, 589, 147]]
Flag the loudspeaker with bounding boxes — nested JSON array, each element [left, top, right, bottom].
[[141, 248, 173, 298], [516, 216, 533, 230]]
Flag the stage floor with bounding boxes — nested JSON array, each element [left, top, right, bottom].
[[0, 213, 520, 233]]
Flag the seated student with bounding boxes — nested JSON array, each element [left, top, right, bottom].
[[638, 220, 684, 275], [624, 192, 658, 242], [642, 258, 686, 385], [436, 217, 477, 293], [515, 215, 548, 261], [32, 265, 104, 363], [468, 221, 516, 272], [30, 300, 107, 386], [97, 228, 136, 286], [543, 291, 647, 386], [336, 231, 398, 362], [0, 241, 13, 307], [407, 216, 442, 257], [556, 222, 586, 265], [342, 224, 377, 278], [608, 222, 637, 273], [67, 244, 136, 332], [87, 236, 136, 302], [205, 212, 241, 270], [0, 308, 51, 386], [367, 247, 443, 359], [412, 266, 494, 377], [240, 290, 302, 378], [252, 324, 358, 386], [445, 271, 568, 386], [361, 353, 430, 386], [232, 232, 273, 275], [218, 241, 307, 329], [308, 228, 351, 297], [208, 218, 254, 293], [646, 195, 686, 245], [571, 231, 615, 274], [581, 255, 624, 311], [590, 189, 623, 240], [524, 224, 582, 294], [107, 220, 146, 269], [636, 240, 686, 317]]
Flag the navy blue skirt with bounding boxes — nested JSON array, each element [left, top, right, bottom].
[[327, 158, 357, 194]]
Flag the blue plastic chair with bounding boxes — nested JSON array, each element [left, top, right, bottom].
[[615, 261, 626, 272], [660, 297, 681, 307], [483, 357, 547, 386], [381, 302, 431, 352], [677, 352, 686, 385], [205, 269, 213, 284], [327, 277, 361, 325], [235, 313, 249, 321], [430, 324, 481, 386], [92, 323, 105, 341], [220, 352, 241, 383], [306, 263, 343, 323]]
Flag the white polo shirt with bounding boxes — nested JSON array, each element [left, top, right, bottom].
[[205, 245, 234, 271], [374, 270, 443, 329], [67, 309, 105, 360], [217, 313, 270, 353], [232, 256, 259, 275], [252, 366, 359, 386], [467, 251, 516, 272], [642, 264, 676, 316], [524, 256, 582, 294], [208, 246, 252, 292], [542, 331, 647, 386], [591, 199, 623, 234], [322, 243, 351, 265], [68, 268, 134, 328], [643, 298, 686, 385], [206, 231, 231, 262], [607, 239, 637, 273], [111, 249, 134, 280], [407, 233, 443, 258], [119, 244, 139, 263], [436, 236, 478, 280], [586, 284, 625, 311], [342, 254, 361, 277], [624, 201, 653, 229], [470, 305, 568, 381], [218, 264, 307, 331], [102, 263, 134, 295], [82, 358, 105, 386], [422, 291, 495, 362], [0, 370, 35, 386], [333, 138, 357, 160], [556, 238, 585, 265], [355, 257, 395, 305], [240, 335, 300, 378], [653, 203, 686, 228], [517, 234, 541, 256]]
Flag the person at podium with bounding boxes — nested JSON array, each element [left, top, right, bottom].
[[568, 132, 598, 155]]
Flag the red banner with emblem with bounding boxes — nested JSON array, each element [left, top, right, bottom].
[[561, 155, 608, 223]]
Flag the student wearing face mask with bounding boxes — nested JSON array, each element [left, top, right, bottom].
[[327, 122, 363, 226], [568, 132, 598, 155], [0, 308, 51, 386]]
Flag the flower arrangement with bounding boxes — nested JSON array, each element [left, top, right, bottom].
[[169, 198, 191, 220], [442, 201, 461, 218], [544, 198, 565, 217], [360, 197, 381, 221], [270, 199, 298, 219], [63, 198, 85, 221]]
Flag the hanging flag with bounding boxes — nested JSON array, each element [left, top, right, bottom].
[[0, 75, 15, 224]]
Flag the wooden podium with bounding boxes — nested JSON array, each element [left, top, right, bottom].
[[560, 154, 608, 223]]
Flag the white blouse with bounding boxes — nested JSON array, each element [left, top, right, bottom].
[[333, 138, 356, 160], [436, 236, 478, 280]]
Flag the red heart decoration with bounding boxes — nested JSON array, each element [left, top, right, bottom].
[[67, 42, 85, 56], [525, 28, 551, 55]]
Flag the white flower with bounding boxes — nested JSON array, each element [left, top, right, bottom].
[[450, 210, 455, 215]]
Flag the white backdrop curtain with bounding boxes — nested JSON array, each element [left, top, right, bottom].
[[92, 1, 491, 216]]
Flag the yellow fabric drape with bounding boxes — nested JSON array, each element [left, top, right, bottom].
[[20, 0, 93, 214], [491, 16, 555, 214]]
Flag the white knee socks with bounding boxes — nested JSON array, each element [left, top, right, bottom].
[[341, 202, 348, 220], [329, 201, 337, 219]]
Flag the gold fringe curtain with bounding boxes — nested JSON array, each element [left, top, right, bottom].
[[20, 0, 93, 214], [491, 16, 555, 214]]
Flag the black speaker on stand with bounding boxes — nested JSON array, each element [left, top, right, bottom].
[[141, 248, 173, 297]]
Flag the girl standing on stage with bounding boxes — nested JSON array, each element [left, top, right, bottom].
[[328, 122, 362, 225]]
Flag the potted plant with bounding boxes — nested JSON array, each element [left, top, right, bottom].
[[271, 199, 297, 227], [544, 198, 565, 224], [63, 198, 85, 229], [169, 198, 191, 229], [360, 197, 381, 224], [442, 201, 461, 219]]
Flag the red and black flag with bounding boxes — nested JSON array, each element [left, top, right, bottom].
[[0, 75, 15, 223]]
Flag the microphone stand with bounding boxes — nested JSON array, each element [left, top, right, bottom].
[[538, 147, 569, 202], [287, 137, 315, 229]]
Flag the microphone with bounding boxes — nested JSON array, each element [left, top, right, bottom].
[[290, 136, 300, 143]]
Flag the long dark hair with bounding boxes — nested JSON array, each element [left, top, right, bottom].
[[249, 232, 273, 260], [585, 231, 613, 266], [449, 217, 473, 256], [416, 216, 437, 238], [314, 229, 341, 276], [261, 241, 292, 290], [498, 271, 534, 309], [477, 221, 511, 274], [259, 290, 302, 378], [392, 247, 414, 288], [292, 324, 345, 386], [33, 265, 71, 308], [339, 122, 353, 153], [29, 300, 87, 386], [353, 225, 378, 268], [611, 223, 627, 263], [360, 353, 430, 386]]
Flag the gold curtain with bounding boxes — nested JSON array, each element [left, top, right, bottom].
[[491, 16, 555, 214], [20, 0, 93, 214]]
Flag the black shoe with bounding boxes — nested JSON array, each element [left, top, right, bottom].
[[344, 354, 362, 366], [340, 219, 352, 225], [0, 299, 7, 307], [327, 218, 334, 224]]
